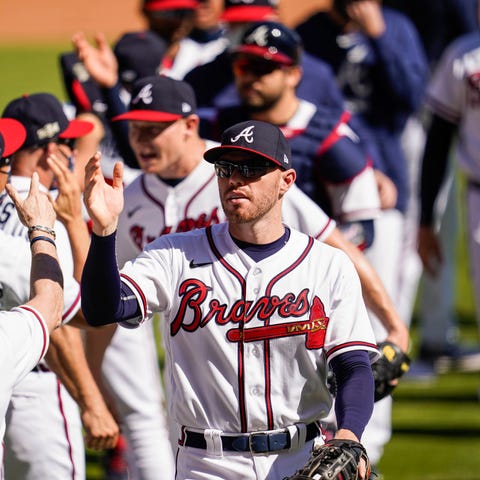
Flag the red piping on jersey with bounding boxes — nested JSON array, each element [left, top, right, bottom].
[[62, 290, 81, 323], [326, 341, 379, 359], [263, 236, 315, 430], [317, 110, 351, 156], [315, 218, 333, 240], [18, 305, 48, 363], [71, 79, 92, 113], [120, 273, 148, 319], [57, 379, 77, 480], [141, 175, 166, 213], [206, 226, 249, 433], [184, 172, 217, 216]]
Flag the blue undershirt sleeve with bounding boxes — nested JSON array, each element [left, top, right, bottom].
[[81, 231, 141, 326], [330, 350, 375, 440]]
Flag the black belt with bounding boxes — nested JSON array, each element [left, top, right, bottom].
[[182, 422, 320, 453]]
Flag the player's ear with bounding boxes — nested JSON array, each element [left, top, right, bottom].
[[286, 66, 302, 89], [184, 114, 200, 133], [279, 168, 296, 196]]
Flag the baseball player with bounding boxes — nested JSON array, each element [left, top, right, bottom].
[[418, 27, 480, 363], [85, 75, 408, 479], [1, 93, 118, 479], [0, 171, 64, 443], [208, 21, 382, 249], [81, 120, 380, 479]]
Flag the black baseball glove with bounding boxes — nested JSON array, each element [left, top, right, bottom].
[[372, 341, 411, 401], [285, 439, 371, 480]]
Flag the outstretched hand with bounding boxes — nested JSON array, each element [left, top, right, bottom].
[[6, 172, 56, 229], [83, 152, 124, 236], [72, 31, 118, 88]]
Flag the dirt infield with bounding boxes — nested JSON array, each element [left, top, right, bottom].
[[0, 0, 329, 44]]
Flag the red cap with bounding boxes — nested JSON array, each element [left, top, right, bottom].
[[221, 0, 276, 23], [143, 0, 198, 11], [0, 118, 27, 158], [59, 119, 94, 139]]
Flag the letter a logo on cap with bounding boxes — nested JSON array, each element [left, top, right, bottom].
[[133, 83, 153, 105], [231, 125, 255, 143]]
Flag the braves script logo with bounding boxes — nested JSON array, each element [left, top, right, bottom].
[[129, 207, 221, 250], [171, 281, 329, 350], [231, 125, 255, 143], [132, 83, 153, 105]]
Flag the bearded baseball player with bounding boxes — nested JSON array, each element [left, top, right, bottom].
[[81, 119, 380, 479], [83, 75, 407, 478]]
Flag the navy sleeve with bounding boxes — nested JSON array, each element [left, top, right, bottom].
[[419, 113, 457, 226], [81, 232, 141, 326], [330, 350, 374, 440]]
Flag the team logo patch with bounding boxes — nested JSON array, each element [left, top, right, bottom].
[[36, 122, 60, 140], [231, 125, 255, 143], [133, 83, 153, 105]]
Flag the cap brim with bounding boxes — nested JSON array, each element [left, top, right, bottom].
[[144, 0, 197, 11], [221, 6, 275, 23], [112, 110, 183, 122], [59, 119, 94, 139], [0, 118, 27, 157], [203, 145, 282, 167], [234, 45, 294, 65]]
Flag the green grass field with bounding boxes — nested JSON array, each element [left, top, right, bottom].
[[2, 44, 479, 480]]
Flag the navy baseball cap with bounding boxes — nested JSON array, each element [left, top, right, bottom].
[[233, 21, 302, 65], [0, 118, 27, 159], [2, 93, 94, 149], [114, 31, 168, 87], [203, 120, 292, 170], [221, 0, 278, 23], [112, 76, 197, 123], [143, 0, 198, 11]]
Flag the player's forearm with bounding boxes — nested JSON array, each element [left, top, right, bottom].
[[419, 113, 456, 226], [27, 236, 64, 332], [324, 228, 409, 351]]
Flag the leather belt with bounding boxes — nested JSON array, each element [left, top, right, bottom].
[[182, 422, 320, 453]]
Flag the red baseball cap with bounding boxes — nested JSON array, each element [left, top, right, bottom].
[[221, 0, 277, 23], [0, 118, 27, 158], [143, 0, 198, 11]]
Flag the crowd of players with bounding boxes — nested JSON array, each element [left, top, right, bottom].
[[0, 0, 479, 479]]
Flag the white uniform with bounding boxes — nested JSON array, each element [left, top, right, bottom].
[[424, 32, 480, 335], [0, 304, 49, 442], [102, 142, 336, 479], [0, 176, 84, 480], [119, 222, 378, 479]]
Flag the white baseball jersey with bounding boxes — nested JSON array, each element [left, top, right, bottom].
[[425, 33, 480, 183], [120, 223, 379, 432], [0, 305, 49, 440]]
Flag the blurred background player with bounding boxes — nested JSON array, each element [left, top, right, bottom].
[[296, 0, 429, 470]]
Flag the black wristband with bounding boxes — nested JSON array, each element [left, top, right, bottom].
[[30, 235, 56, 248]]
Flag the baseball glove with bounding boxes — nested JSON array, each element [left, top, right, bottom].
[[372, 341, 411, 402], [285, 439, 371, 480]]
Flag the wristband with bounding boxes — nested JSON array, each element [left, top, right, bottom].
[[30, 235, 56, 248], [28, 225, 56, 240]]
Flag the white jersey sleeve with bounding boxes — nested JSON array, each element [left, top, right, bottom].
[[282, 184, 336, 242], [0, 305, 50, 438]]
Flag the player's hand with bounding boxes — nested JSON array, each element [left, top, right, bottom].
[[374, 169, 397, 210], [72, 31, 118, 88], [346, 0, 386, 38], [417, 225, 443, 277], [81, 403, 120, 451], [83, 152, 124, 236], [6, 172, 56, 229], [47, 153, 83, 227]]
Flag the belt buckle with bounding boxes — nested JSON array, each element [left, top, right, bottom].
[[248, 432, 269, 454]]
